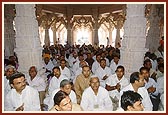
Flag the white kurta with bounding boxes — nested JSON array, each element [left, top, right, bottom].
[[4, 85, 40, 111], [120, 83, 153, 111], [110, 60, 122, 74], [59, 66, 71, 80], [26, 75, 47, 92], [91, 60, 100, 74], [48, 88, 77, 110], [48, 75, 68, 95], [144, 78, 159, 97], [80, 86, 113, 111], [106, 74, 129, 99], [95, 66, 111, 87], [157, 76, 164, 108], [4, 76, 11, 96]]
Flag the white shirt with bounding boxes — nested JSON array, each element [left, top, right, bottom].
[[4, 76, 11, 96], [91, 60, 100, 74], [120, 83, 153, 111], [95, 66, 111, 87], [48, 75, 68, 95], [43, 60, 54, 72], [106, 74, 129, 99], [4, 85, 40, 111], [145, 78, 159, 97], [80, 86, 113, 111], [157, 76, 164, 94], [59, 66, 71, 80], [26, 75, 47, 92], [110, 60, 122, 74], [48, 88, 77, 110]]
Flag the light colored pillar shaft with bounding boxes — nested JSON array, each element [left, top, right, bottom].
[[120, 4, 148, 78], [14, 4, 43, 74]]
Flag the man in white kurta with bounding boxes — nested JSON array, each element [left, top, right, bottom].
[[48, 88, 77, 110], [43, 67, 68, 109], [59, 59, 71, 80], [110, 55, 122, 74], [119, 72, 153, 111], [105, 66, 129, 110], [80, 76, 113, 111], [4, 72, 40, 111], [4, 65, 16, 96], [95, 59, 111, 87], [48, 67, 68, 95], [91, 54, 101, 74]]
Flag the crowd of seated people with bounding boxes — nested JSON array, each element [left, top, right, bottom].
[[3, 42, 164, 111]]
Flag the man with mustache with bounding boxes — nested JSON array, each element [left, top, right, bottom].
[[4, 72, 41, 111]]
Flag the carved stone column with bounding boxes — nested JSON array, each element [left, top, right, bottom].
[[146, 4, 160, 53], [114, 15, 124, 48], [108, 24, 114, 46], [92, 8, 99, 45], [14, 4, 43, 74], [66, 7, 73, 45], [120, 4, 148, 78], [51, 22, 57, 45], [4, 4, 15, 59]]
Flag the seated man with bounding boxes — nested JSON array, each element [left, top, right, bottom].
[[4, 72, 40, 111], [48, 79, 77, 110], [80, 75, 113, 111], [120, 90, 144, 111], [50, 90, 82, 111]]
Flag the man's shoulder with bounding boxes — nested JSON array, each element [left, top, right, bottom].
[[72, 103, 83, 111]]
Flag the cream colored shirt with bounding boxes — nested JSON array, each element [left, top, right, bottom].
[[74, 74, 90, 104]]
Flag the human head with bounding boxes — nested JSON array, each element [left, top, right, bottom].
[[139, 67, 150, 82], [44, 57, 50, 65], [90, 75, 100, 93], [100, 59, 106, 69], [29, 66, 37, 79], [9, 72, 26, 93], [121, 90, 143, 111], [82, 65, 91, 78], [113, 53, 120, 63], [130, 72, 145, 87], [96, 53, 101, 62], [158, 63, 164, 73], [60, 59, 66, 69], [79, 60, 87, 68], [143, 59, 152, 69], [60, 79, 72, 95], [115, 65, 125, 79], [157, 57, 164, 65], [53, 90, 72, 111], [53, 66, 61, 78], [5, 65, 16, 79]]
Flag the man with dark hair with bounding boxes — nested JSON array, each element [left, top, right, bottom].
[[119, 72, 153, 111], [105, 65, 129, 111], [140, 67, 160, 111], [4, 72, 40, 111], [50, 90, 82, 111], [121, 91, 144, 111]]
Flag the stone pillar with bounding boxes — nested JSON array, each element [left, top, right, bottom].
[[108, 24, 114, 46], [115, 27, 121, 48], [92, 8, 99, 45], [44, 26, 50, 47], [114, 15, 124, 48], [66, 7, 73, 45], [51, 22, 57, 45], [14, 4, 43, 74], [146, 4, 160, 53], [120, 4, 148, 78], [4, 4, 15, 59]]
